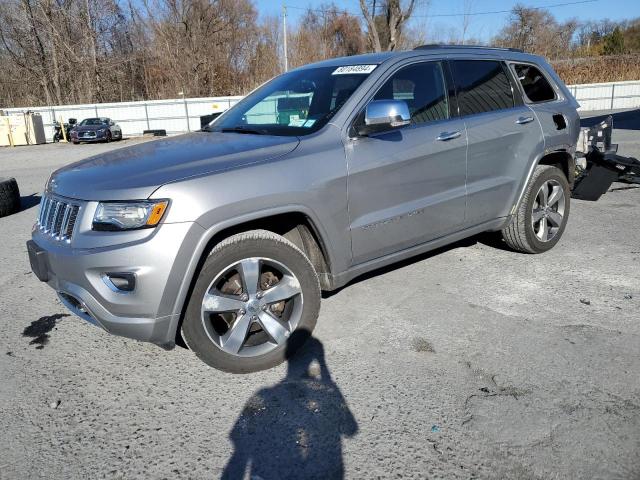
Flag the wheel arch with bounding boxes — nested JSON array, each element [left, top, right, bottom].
[[538, 149, 575, 186], [171, 208, 333, 346], [510, 148, 575, 218]]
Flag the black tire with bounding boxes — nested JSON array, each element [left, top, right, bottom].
[[0, 177, 21, 217], [502, 165, 570, 253], [105, 131, 112, 143], [182, 230, 321, 373], [73, 141, 80, 145]]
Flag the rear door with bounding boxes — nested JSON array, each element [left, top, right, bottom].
[[345, 60, 467, 265], [449, 58, 543, 225], [509, 62, 577, 150]]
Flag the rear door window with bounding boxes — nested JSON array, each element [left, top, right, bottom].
[[512, 64, 556, 103], [451, 60, 514, 116], [373, 62, 449, 125]]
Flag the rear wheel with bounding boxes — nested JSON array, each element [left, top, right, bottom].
[[502, 165, 570, 253], [181, 230, 321, 373]]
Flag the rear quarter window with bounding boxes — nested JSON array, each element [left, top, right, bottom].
[[512, 64, 556, 103], [451, 60, 514, 116]]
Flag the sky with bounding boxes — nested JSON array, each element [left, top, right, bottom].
[[253, 0, 640, 43]]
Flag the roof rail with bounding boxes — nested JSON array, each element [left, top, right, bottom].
[[414, 44, 524, 53]]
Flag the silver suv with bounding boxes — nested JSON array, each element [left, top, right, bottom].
[[28, 46, 580, 372]]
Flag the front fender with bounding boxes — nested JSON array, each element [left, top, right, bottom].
[[159, 203, 334, 345]]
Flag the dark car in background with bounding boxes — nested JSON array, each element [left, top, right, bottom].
[[70, 117, 122, 144]]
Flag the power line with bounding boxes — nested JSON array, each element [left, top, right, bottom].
[[284, 0, 598, 18], [422, 0, 598, 17]]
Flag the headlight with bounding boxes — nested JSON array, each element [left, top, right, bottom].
[[92, 200, 168, 231], [97, 128, 106, 134]]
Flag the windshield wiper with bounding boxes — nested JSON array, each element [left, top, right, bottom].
[[220, 126, 267, 135]]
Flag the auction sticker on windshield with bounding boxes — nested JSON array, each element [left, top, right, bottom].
[[332, 65, 377, 75]]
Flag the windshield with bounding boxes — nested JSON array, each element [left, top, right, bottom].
[[80, 118, 107, 126], [207, 65, 375, 136]]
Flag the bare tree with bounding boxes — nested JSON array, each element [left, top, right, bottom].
[[290, 4, 365, 67], [460, 0, 474, 45], [494, 4, 578, 60], [1, 0, 637, 109], [359, 0, 417, 52]]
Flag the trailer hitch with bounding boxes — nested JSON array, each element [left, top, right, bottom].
[[572, 115, 640, 201]]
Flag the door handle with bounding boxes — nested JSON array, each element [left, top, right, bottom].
[[515, 116, 534, 125], [436, 131, 462, 141]]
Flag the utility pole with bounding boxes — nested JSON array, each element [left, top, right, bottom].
[[283, 3, 288, 72], [179, 89, 190, 132]]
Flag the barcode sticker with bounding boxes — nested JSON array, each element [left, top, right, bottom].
[[332, 65, 377, 75]]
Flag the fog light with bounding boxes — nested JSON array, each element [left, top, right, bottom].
[[103, 272, 136, 292]]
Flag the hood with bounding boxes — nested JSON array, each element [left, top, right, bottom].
[[48, 132, 300, 201]]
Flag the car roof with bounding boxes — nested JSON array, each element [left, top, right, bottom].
[[295, 52, 397, 70], [295, 46, 544, 71]]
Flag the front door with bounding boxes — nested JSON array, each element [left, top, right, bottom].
[[345, 61, 467, 265]]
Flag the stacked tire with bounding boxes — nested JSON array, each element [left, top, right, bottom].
[[0, 177, 21, 217]]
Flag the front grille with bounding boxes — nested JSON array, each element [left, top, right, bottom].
[[37, 194, 80, 243]]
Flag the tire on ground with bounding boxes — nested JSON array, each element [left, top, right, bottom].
[[0, 177, 21, 218], [181, 229, 321, 373], [502, 165, 570, 254]]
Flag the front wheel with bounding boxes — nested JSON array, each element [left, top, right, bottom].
[[502, 165, 570, 253], [181, 230, 321, 373]]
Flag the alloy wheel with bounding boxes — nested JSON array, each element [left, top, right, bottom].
[[200, 257, 303, 357], [531, 179, 565, 242]]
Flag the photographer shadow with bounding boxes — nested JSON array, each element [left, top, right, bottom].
[[221, 331, 358, 480]]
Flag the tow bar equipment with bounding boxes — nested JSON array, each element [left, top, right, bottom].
[[572, 115, 640, 201]]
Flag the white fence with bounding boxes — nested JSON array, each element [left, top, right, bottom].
[[570, 80, 640, 111], [3, 80, 640, 141], [3, 96, 242, 142]]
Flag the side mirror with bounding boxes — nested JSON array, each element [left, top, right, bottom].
[[357, 100, 410, 136]]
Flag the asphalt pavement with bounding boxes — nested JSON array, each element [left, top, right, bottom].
[[0, 118, 638, 479]]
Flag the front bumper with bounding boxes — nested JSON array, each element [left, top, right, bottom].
[[72, 131, 106, 142], [72, 137, 105, 143], [28, 221, 204, 346]]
